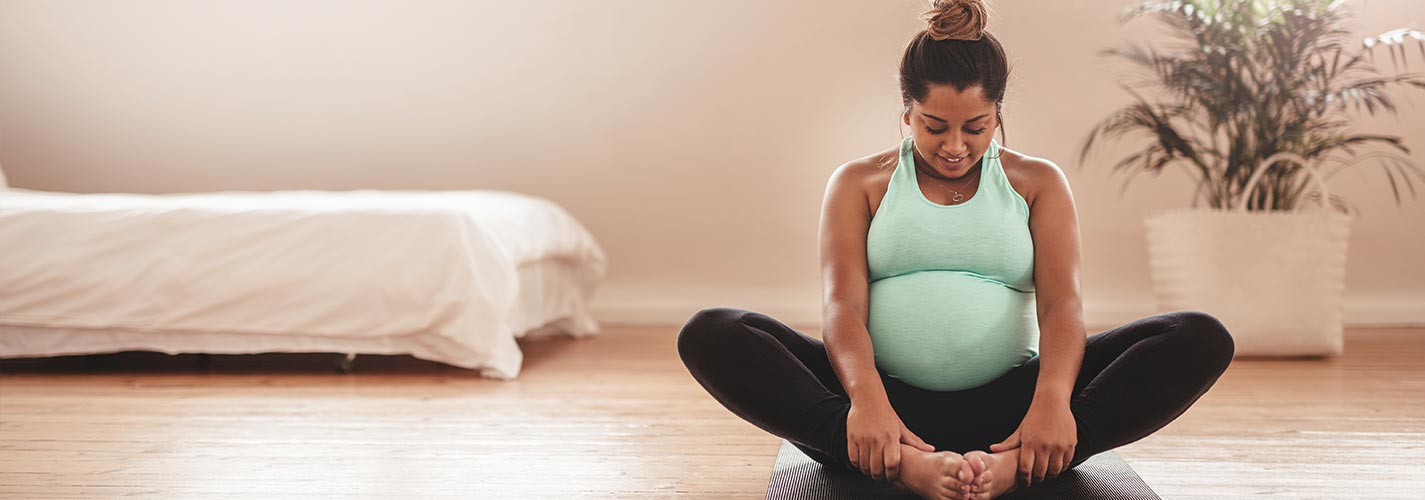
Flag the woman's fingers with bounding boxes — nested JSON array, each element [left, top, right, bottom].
[[1047, 452, 1065, 480], [871, 444, 886, 480], [990, 429, 1020, 452], [1031, 448, 1050, 485], [854, 440, 868, 475], [848, 439, 859, 470], [901, 425, 935, 452], [1016, 448, 1033, 486], [862, 444, 875, 477], [886, 444, 902, 482]]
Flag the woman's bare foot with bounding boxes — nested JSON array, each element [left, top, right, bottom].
[[889, 444, 978, 500], [961, 449, 1019, 499]]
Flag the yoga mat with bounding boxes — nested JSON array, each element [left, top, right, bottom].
[[766, 440, 1160, 500]]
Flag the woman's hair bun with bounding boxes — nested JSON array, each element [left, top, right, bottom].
[[922, 0, 987, 41]]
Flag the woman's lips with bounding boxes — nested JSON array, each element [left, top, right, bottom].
[[937, 153, 968, 169]]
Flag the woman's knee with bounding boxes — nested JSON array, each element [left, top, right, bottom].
[[1174, 310, 1235, 369], [676, 307, 750, 365]]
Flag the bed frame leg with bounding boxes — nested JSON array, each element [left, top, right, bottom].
[[336, 353, 356, 374]]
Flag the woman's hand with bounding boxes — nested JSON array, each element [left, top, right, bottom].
[[989, 398, 1077, 486], [846, 401, 936, 482]]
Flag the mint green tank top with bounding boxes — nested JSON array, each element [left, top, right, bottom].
[[865, 136, 1039, 392]]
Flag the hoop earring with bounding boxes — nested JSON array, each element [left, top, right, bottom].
[[993, 109, 1007, 152], [897, 110, 907, 139]]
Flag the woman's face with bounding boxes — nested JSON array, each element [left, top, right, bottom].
[[903, 84, 998, 179]]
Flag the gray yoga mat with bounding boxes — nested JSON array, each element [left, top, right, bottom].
[[766, 440, 1160, 500]]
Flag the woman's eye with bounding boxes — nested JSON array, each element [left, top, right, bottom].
[[925, 127, 987, 135]]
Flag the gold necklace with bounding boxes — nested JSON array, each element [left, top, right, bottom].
[[930, 166, 979, 204]]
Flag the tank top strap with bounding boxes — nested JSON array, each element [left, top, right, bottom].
[[982, 139, 1031, 216], [982, 139, 1006, 199], [894, 135, 916, 196]]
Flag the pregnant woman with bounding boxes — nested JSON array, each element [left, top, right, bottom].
[[676, 1, 1234, 499]]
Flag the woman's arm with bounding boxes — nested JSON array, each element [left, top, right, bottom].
[[988, 157, 1086, 486], [1026, 158, 1087, 403], [818, 161, 889, 408], [821, 158, 937, 482]]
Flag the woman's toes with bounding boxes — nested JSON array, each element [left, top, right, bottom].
[[939, 480, 963, 500], [950, 478, 967, 497], [977, 470, 994, 490], [947, 461, 968, 485], [961, 451, 989, 485]]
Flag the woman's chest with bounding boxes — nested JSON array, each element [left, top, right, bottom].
[[866, 158, 1036, 218]]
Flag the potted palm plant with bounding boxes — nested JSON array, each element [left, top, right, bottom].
[[1079, 0, 1425, 356]]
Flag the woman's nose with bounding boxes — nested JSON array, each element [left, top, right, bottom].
[[941, 142, 969, 157]]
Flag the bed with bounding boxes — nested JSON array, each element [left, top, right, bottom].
[[0, 186, 608, 380]]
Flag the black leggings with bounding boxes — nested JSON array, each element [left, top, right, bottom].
[[676, 308, 1233, 473]]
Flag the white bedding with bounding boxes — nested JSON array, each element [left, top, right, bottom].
[[0, 188, 608, 379]]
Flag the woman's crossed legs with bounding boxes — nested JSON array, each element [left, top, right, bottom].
[[676, 308, 1232, 498]]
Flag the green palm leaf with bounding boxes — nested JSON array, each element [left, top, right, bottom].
[[1081, 0, 1425, 211]]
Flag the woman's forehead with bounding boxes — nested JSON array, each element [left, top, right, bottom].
[[913, 85, 995, 121]]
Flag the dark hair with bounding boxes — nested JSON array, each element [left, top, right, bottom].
[[899, 0, 1011, 145]]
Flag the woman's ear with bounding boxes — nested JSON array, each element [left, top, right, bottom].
[[902, 107, 912, 126]]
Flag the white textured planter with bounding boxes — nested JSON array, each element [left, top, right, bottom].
[[1143, 153, 1352, 357]]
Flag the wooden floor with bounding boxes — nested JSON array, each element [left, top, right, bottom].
[[1, 325, 1423, 499]]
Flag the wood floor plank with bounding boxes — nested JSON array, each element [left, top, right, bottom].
[[2, 325, 1422, 499]]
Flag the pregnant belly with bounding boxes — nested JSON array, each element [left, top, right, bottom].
[[867, 271, 1039, 392]]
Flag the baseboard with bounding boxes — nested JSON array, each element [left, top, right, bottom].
[[589, 295, 823, 331], [1086, 298, 1425, 328], [1341, 298, 1425, 327], [589, 288, 1425, 329]]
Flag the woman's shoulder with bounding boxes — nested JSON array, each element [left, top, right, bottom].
[[831, 146, 899, 192], [838, 146, 900, 177], [997, 146, 1065, 208], [833, 146, 900, 212]]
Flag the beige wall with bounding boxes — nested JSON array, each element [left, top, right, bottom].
[[2, 0, 1421, 329]]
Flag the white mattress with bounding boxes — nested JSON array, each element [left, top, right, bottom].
[[0, 188, 608, 379]]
